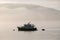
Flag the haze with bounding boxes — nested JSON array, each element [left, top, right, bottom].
[[0, 4, 60, 23], [0, 0, 60, 10], [0, 3, 60, 40]]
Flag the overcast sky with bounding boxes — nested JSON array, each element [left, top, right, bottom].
[[0, 4, 60, 23], [0, 0, 60, 10], [0, 0, 60, 23]]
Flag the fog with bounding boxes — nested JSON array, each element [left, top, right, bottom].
[[0, 0, 60, 10], [0, 4, 60, 40], [0, 4, 60, 23]]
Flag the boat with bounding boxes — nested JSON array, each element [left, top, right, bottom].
[[41, 29, 45, 31], [17, 23, 37, 31]]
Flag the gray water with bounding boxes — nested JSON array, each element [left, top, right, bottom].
[[0, 21, 60, 40]]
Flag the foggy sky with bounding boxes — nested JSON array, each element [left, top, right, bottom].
[[0, 4, 60, 23], [0, 0, 60, 10]]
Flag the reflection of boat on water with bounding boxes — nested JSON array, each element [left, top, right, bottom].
[[17, 23, 37, 31]]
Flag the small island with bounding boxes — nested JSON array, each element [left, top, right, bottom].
[[17, 22, 37, 31]]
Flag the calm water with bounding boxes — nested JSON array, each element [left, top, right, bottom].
[[0, 21, 60, 40]]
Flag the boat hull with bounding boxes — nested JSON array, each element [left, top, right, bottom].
[[17, 27, 37, 31]]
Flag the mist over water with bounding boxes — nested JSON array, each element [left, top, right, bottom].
[[0, 4, 60, 40]]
